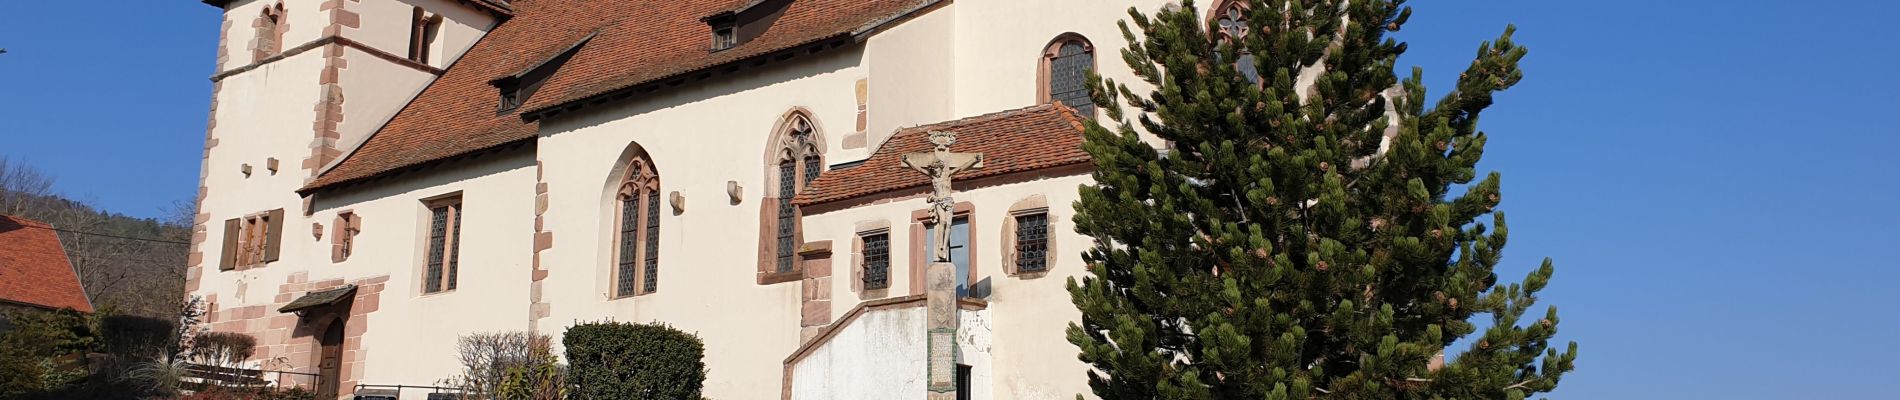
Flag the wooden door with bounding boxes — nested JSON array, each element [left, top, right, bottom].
[[318, 320, 344, 399]]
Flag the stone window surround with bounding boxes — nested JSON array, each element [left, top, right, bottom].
[[999, 194, 1058, 279], [908, 201, 976, 296], [330, 210, 361, 263], [251, 2, 288, 62], [757, 108, 829, 285], [610, 151, 663, 299], [850, 219, 894, 301], [1207, 0, 1252, 41], [419, 193, 463, 295], [221, 208, 285, 271], [1036, 33, 1096, 116], [408, 7, 444, 65]]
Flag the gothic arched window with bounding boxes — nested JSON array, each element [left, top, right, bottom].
[[1211, 1, 1261, 84], [1040, 34, 1096, 117], [613, 153, 662, 297], [758, 111, 826, 283]]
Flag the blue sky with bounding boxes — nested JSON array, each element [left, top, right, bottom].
[[3, 0, 1897, 398]]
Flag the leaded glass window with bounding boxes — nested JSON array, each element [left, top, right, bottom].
[[642, 190, 661, 294], [1215, 4, 1261, 84], [614, 157, 661, 297], [1016, 213, 1049, 273], [616, 196, 639, 297], [425, 206, 447, 293], [424, 199, 461, 293], [1048, 40, 1095, 116], [447, 205, 461, 291], [777, 161, 797, 273], [862, 232, 890, 289], [766, 115, 823, 279]]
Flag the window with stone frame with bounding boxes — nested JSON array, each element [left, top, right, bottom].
[[220, 209, 284, 271], [1014, 212, 1050, 273], [1212, 0, 1261, 84], [760, 112, 825, 281], [331, 211, 361, 263], [1003, 195, 1056, 277], [408, 7, 444, 64], [423, 197, 463, 294], [1041, 34, 1097, 117], [252, 3, 287, 61], [613, 154, 662, 298], [861, 231, 891, 290]]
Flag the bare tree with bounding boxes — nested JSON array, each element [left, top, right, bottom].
[[0, 155, 56, 217], [0, 156, 190, 317]]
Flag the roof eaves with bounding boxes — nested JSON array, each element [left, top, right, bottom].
[[300, 137, 533, 195], [303, 15, 521, 194], [521, 0, 948, 123], [519, 33, 855, 122]]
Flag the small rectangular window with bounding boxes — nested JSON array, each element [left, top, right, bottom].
[[498, 87, 522, 112], [222, 209, 284, 270], [862, 232, 890, 290], [712, 25, 737, 50], [424, 198, 462, 293], [1015, 213, 1049, 273]]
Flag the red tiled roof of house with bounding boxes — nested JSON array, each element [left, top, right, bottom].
[[794, 104, 1093, 207], [0, 215, 93, 312], [301, 0, 940, 192]]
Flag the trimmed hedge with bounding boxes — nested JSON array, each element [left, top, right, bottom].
[[563, 322, 705, 400]]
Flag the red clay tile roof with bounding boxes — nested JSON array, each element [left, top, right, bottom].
[[302, 0, 939, 192], [0, 215, 93, 312], [793, 104, 1092, 207]]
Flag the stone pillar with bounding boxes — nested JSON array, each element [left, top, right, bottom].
[[925, 261, 958, 400]]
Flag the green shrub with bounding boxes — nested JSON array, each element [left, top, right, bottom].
[[562, 322, 705, 400], [0, 308, 98, 397]]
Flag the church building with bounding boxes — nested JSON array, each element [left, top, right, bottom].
[[181, 0, 1236, 398]]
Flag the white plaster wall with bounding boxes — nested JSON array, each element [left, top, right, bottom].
[[217, 0, 330, 68], [197, 30, 533, 386], [347, 0, 496, 68], [532, 48, 873, 400], [790, 307, 927, 400], [958, 308, 996, 400], [864, 3, 956, 154], [310, 150, 538, 387], [334, 46, 435, 158], [948, 0, 1173, 147], [789, 307, 994, 400], [191, 1, 1227, 397], [218, 0, 492, 72], [801, 173, 1096, 399], [199, 54, 326, 278]]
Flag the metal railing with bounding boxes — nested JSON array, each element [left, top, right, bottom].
[[351, 384, 467, 400]]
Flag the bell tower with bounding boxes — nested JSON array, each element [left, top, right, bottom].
[[182, 0, 504, 394]]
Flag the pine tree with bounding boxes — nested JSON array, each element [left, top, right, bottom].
[[1066, 1, 1576, 398]]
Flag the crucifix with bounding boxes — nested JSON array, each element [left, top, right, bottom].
[[903, 130, 985, 262], [902, 130, 982, 400]]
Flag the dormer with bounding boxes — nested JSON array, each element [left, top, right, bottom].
[[492, 33, 594, 113], [700, 0, 793, 52], [707, 14, 739, 51]]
